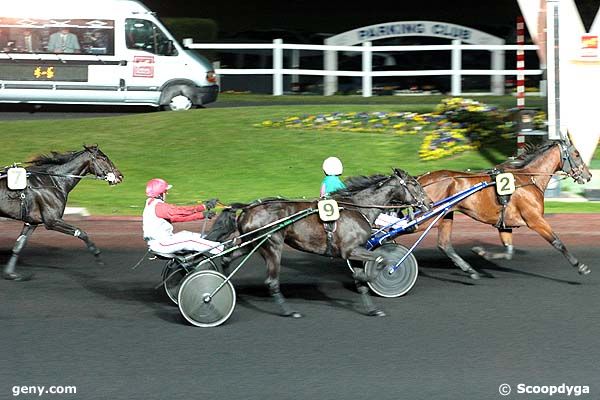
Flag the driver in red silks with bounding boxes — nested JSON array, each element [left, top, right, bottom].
[[142, 178, 223, 255]]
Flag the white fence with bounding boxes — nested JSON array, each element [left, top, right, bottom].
[[183, 39, 542, 97]]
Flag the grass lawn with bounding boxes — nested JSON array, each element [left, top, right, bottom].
[[0, 94, 597, 215]]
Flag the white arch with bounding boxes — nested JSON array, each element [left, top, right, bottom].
[[324, 20, 505, 96], [325, 21, 504, 46]]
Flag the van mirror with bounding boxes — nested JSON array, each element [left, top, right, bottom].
[[165, 40, 176, 56], [156, 39, 177, 56]]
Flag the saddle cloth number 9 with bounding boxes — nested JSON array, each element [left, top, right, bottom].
[[318, 199, 340, 222], [495, 172, 516, 196]]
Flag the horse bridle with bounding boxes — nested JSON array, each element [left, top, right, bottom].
[[86, 147, 118, 183], [353, 173, 428, 210], [390, 173, 429, 210], [557, 140, 585, 182]]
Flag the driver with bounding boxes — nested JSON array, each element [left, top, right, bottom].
[[320, 156, 347, 197], [143, 178, 223, 255]]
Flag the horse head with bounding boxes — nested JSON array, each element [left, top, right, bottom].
[[560, 134, 592, 184], [391, 168, 432, 212], [83, 145, 124, 185]]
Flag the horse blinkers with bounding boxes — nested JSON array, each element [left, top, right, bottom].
[[559, 141, 591, 184], [394, 171, 431, 212], [85, 146, 123, 184]]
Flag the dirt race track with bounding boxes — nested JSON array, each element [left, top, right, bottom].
[[1, 213, 599, 400], [1, 212, 597, 251]]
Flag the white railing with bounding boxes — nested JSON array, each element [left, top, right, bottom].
[[183, 39, 542, 97]]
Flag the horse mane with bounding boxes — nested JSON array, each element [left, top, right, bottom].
[[26, 145, 99, 167], [498, 140, 560, 169], [334, 174, 390, 197]]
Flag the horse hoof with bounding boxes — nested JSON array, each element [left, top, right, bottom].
[[368, 309, 387, 317], [470, 272, 481, 280], [578, 264, 591, 275], [3, 272, 33, 281], [471, 246, 486, 257], [284, 311, 303, 318]]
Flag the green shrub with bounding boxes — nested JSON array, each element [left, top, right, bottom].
[[161, 18, 218, 42]]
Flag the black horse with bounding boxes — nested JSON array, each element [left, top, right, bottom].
[[0, 145, 124, 280], [210, 168, 431, 318]]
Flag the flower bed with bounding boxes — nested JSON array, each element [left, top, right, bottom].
[[257, 98, 545, 161]]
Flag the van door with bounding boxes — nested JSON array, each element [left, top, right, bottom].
[[122, 18, 183, 105]]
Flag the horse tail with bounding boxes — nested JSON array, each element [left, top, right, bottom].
[[206, 198, 286, 241], [204, 207, 239, 241]]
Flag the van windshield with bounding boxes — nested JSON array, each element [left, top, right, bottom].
[[0, 18, 114, 55], [125, 19, 177, 56]]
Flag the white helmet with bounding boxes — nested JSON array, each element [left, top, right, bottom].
[[322, 157, 343, 176]]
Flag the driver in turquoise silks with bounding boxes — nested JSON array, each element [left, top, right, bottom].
[[320, 156, 347, 197]]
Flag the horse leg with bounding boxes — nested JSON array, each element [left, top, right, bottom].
[[346, 246, 385, 280], [44, 219, 103, 263], [261, 242, 302, 318], [220, 244, 250, 273], [3, 224, 37, 281], [436, 213, 481, 279], [472, 229, 514, 260], [525, 217, 590, 275], [347, 247, 386, 317]]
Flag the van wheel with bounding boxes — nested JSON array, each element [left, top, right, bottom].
[[164, 94, 193, 111], [161, 85, 195, 111]]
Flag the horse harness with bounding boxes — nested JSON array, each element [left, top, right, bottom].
[[487, 168, 513, 229], [1, 154, 114, 222]]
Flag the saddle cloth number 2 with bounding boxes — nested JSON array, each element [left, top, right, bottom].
[[318, 199, 340, 221], [495, 172, 516, 196]]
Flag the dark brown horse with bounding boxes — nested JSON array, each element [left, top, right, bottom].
[[210, 168, 431, 318], [0, 145, 124, 280], [417, 137, 592, 279]]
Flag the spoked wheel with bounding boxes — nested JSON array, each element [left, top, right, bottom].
[[178, 270, 236, 328], [364, 243, 419, 298], [161, 256, 218, 305]]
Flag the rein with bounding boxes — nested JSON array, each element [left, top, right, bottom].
[[2, 147, 117, 183], [27, 171, 110, 180], [418, 171, 568, 188], [231, 198, 418, 211], [335, 200, 415, 210]]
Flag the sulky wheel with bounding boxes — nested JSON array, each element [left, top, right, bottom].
[[162, 256, 218, 305], [178, 270, 236, 328], [364, 243, 419, 298]]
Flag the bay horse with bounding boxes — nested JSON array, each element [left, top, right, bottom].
[[417, 137, 592, 279], [0, 145, 124, 281], [209, 168, 431, 318]]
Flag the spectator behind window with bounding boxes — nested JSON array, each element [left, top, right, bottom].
[[0, 28, 10, 52], [15, 28, 42, 53], [47, 28, 80, 53]]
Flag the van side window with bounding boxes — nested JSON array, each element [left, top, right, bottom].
[[0, 19, 114, 55], [125, 19, 177, 56]]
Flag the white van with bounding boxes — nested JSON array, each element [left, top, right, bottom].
[[0, 0, 218, 110]]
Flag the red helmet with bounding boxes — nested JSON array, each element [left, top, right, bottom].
[[145, 178, 172, 197]]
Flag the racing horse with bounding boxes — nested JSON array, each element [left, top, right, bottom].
[[0, 145, 124, 280], [210, 168, 431, 318], [417, 137, 592, 279]]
